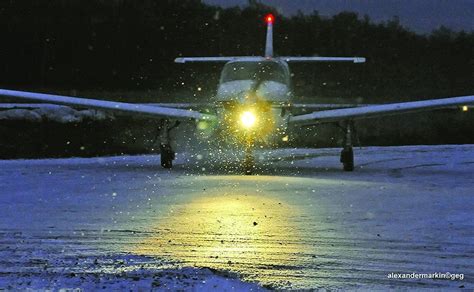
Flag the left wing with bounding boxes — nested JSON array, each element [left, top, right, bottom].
[[280, 57, 366, 63], [289, 95, 474, 126], [0, 89, 216, 122]]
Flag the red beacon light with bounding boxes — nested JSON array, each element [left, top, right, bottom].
[[265, 14, 274, 24]]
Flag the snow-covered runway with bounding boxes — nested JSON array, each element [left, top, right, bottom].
[[0, 145, 473, 290]]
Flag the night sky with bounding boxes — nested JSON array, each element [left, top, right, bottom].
[[204, 0, 474, 34]]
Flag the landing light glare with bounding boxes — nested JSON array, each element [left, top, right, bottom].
[[241, 111, 256, 128]]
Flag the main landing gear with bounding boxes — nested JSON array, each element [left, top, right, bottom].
[[340, 121, 354, 171], [160, 143, 175, 169], [159, 119, 178, 169]]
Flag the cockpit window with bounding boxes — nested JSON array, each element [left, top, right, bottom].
[[221, 62, 288, 83]]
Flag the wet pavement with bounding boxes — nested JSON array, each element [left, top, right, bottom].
[[1, 145, 473, 289]]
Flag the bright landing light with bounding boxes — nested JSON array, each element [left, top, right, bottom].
[[240, 111, 256, 128]]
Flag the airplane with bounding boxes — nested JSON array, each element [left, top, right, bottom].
[[0, 13, 473, 174]]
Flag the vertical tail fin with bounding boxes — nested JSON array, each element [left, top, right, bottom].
[[264, 14, 274, 58]]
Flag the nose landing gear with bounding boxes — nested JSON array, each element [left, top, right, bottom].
[[243, 137, 256, 175], [244, 146, 255, 175]]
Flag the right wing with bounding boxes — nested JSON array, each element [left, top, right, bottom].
[[0, 89, 216, 122], [289, 95, 474, 126], [175, 56, 266, 63]]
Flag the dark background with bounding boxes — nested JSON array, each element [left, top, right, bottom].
[[0, 0, 473, 158]]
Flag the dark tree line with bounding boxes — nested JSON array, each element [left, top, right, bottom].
[[0, 0, 472, 102]]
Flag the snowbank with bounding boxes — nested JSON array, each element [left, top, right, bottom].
[[0, 103, 111, 123]]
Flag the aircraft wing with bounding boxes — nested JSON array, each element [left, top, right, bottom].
[[280, 57, 366, 63], [175, 56, 266, 63], [175, 56, 366, 64], [289, 95, 474, 126], [0, 89, 216, 121]]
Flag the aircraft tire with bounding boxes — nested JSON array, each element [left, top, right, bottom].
[[341, 147, 354, 171], [160, 145, 174, 169]]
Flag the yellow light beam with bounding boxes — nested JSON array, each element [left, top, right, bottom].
[[240, 111, 256, 128]]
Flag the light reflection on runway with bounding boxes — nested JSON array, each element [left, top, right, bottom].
[[133, 176, 328, 287], [122, 169, 473, 289], [139, 196, 302, 259]]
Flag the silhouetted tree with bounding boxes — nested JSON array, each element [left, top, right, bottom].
[[0, 0, 472, 102]]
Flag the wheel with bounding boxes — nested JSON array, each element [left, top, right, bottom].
[[340, 147, 354, 171], [160, 144, 174, 169]]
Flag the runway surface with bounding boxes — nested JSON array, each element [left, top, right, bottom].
[[0, 145, 473, 289]]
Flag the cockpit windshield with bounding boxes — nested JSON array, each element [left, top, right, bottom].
[[221, 61, 288, 84]]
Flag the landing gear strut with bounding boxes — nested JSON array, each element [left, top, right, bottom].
[[159, 119, 178, 169], [244, 146, 255, 175], [340, 121, 354, 171], [243, 137, 255, 175]]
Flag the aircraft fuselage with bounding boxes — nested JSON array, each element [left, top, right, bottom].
[[211, 59, 292, 147]]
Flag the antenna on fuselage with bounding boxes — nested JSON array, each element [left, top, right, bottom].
[[264, 14, 274, 58]]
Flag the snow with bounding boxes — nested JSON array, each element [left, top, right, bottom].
[[217, 80, 289, 102], [289, 95, 474, 125], [0, 89, 215, 121], [0, 103, 111, 123], [0, 145, 473, 290]]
